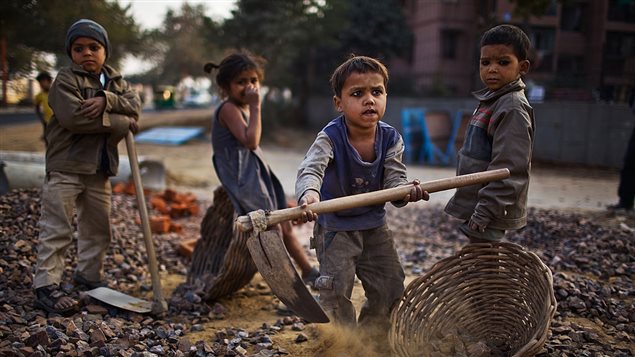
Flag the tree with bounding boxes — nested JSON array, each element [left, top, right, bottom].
[[219, 0, 412, 124], [508, 0, 555, 22], [141, 3, 223, 86], [0, 0, 144, 105]]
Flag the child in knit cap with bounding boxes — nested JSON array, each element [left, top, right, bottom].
[[33, 19, 141, 315]]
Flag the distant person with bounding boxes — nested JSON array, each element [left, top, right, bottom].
[[445, 24, 535, 243], [295, 55, 428, 333], [608, 105, 635, 213], [34, 71, 53, 145], [34, 19, 141, 315], [204, 52, 319, 286]]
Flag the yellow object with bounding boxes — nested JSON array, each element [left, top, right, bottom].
[[34, 91, 53, 123]]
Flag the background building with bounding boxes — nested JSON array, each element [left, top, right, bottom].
[[392, 0, 635, 103]]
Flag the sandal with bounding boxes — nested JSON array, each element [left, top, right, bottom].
[[73, 272, 108, 290], [34, 284, 78, 315]]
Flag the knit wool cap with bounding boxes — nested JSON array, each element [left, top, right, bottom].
[[65, 19, 110, 59]]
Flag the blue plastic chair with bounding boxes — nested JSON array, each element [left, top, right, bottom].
[[424, 110, 452, 166], [446, 109, 473, 165], [401, 108, 430, 164], [402, 107, 465, 166]]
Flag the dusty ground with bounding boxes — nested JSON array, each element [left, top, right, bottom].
[[0, 111, 391, 356], [0, 107, 622, 211], [1, 109, 632, 356]]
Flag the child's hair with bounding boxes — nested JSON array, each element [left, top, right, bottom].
[[480, 24, 531, 61], [330, 55, 389, 97], [36, 71, 52, 82], [203, 52, 265, 95]]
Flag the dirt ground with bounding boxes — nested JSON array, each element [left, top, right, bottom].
[[1, 109, 632, 356], [0, 108, 623, 212], [0, 113, 399, 356]]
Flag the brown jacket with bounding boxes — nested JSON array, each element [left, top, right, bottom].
[[444, 79, 535, 230], [46, 63, 141, 176]]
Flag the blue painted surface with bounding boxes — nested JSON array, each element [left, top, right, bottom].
[[134, 127, 205, 145], [401, 108, 465, 166]]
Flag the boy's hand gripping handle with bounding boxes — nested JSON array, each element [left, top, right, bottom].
[[235, 168, 510, 233]]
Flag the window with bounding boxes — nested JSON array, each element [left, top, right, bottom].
[[561, 2, 587, 31], [477, 0, 497, 25], [608, 0, 635, 23], [544, 0, 558, 16], [441, 30, 459, 59], [557, 55, 583, 76], [530, 27, 556, 72], [605, 32, 635, 57], [603, 32, 635, 76]]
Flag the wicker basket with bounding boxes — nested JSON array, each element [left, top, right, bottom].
[[390, 242, 557, 357], [186, 186, 257, 301]]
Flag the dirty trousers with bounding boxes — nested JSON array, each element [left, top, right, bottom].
[[313, 223, 405, 329], [34, 171, 112, 289]]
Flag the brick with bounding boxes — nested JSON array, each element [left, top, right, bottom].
[[163, 189, 177, 202], [124, 180, 151, 197], [180, 193, 197, 204], [112, 182, 126, 194], [125, 181, 136, 196], [150, 215, 170, 234], [187, 203, 200, 216], [150, 196, 169, 214], [169, 222, 183, 233], [177, 238, 198, 257], [169, 203, 189, 218]]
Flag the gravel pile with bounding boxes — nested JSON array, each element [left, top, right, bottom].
[[1, 189, 633, 356], [0, 189, 299, 357], [389, 205, 634, 356]]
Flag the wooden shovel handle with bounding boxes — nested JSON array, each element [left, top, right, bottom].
[[125, 132, 167, 314], [235, 168, 510, 232]]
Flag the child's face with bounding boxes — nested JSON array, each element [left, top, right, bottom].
[[70, 37, 106, 74], [333, 71, 387, 131], [38, 79, 51, 91], [479, 44, 529, 91], [227, 69, 260, 105]]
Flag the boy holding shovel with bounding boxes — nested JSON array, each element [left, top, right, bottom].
[[295, 55, 428, 332], [33, 19, 141, 315]]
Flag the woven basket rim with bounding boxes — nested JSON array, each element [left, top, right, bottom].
[[390, 242, 557, 357]]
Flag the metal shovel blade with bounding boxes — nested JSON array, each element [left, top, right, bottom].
[[246, 230, 329, 323], [85, 287, 153, 314]]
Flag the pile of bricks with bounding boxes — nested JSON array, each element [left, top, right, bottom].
[[113, 182, 200, 235]]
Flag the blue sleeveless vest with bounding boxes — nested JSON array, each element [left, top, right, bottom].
[[318, 116, 400, 231]]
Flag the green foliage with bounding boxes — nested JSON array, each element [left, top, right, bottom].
[[220, 0, 340, 90], [336, 0, 412, 60], [0, 0, 143, 76], [508, 0, 554, 20], [143, 3, 223, 85], [218, 0, 413, 124]]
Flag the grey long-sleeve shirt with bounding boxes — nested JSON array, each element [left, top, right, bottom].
[[295, 130, 410, 205]]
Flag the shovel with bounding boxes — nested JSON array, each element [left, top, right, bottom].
[[236, 168, 510, 323], [86, 132, 168, 315]]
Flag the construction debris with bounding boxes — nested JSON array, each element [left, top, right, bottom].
[[113, 182, 200, 235]]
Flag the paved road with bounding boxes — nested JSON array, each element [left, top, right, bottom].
[[0, 111, 38, 126], [260, 144, 620, 212], [1, 108, 620, 212], [0, 107, 213, 127]]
